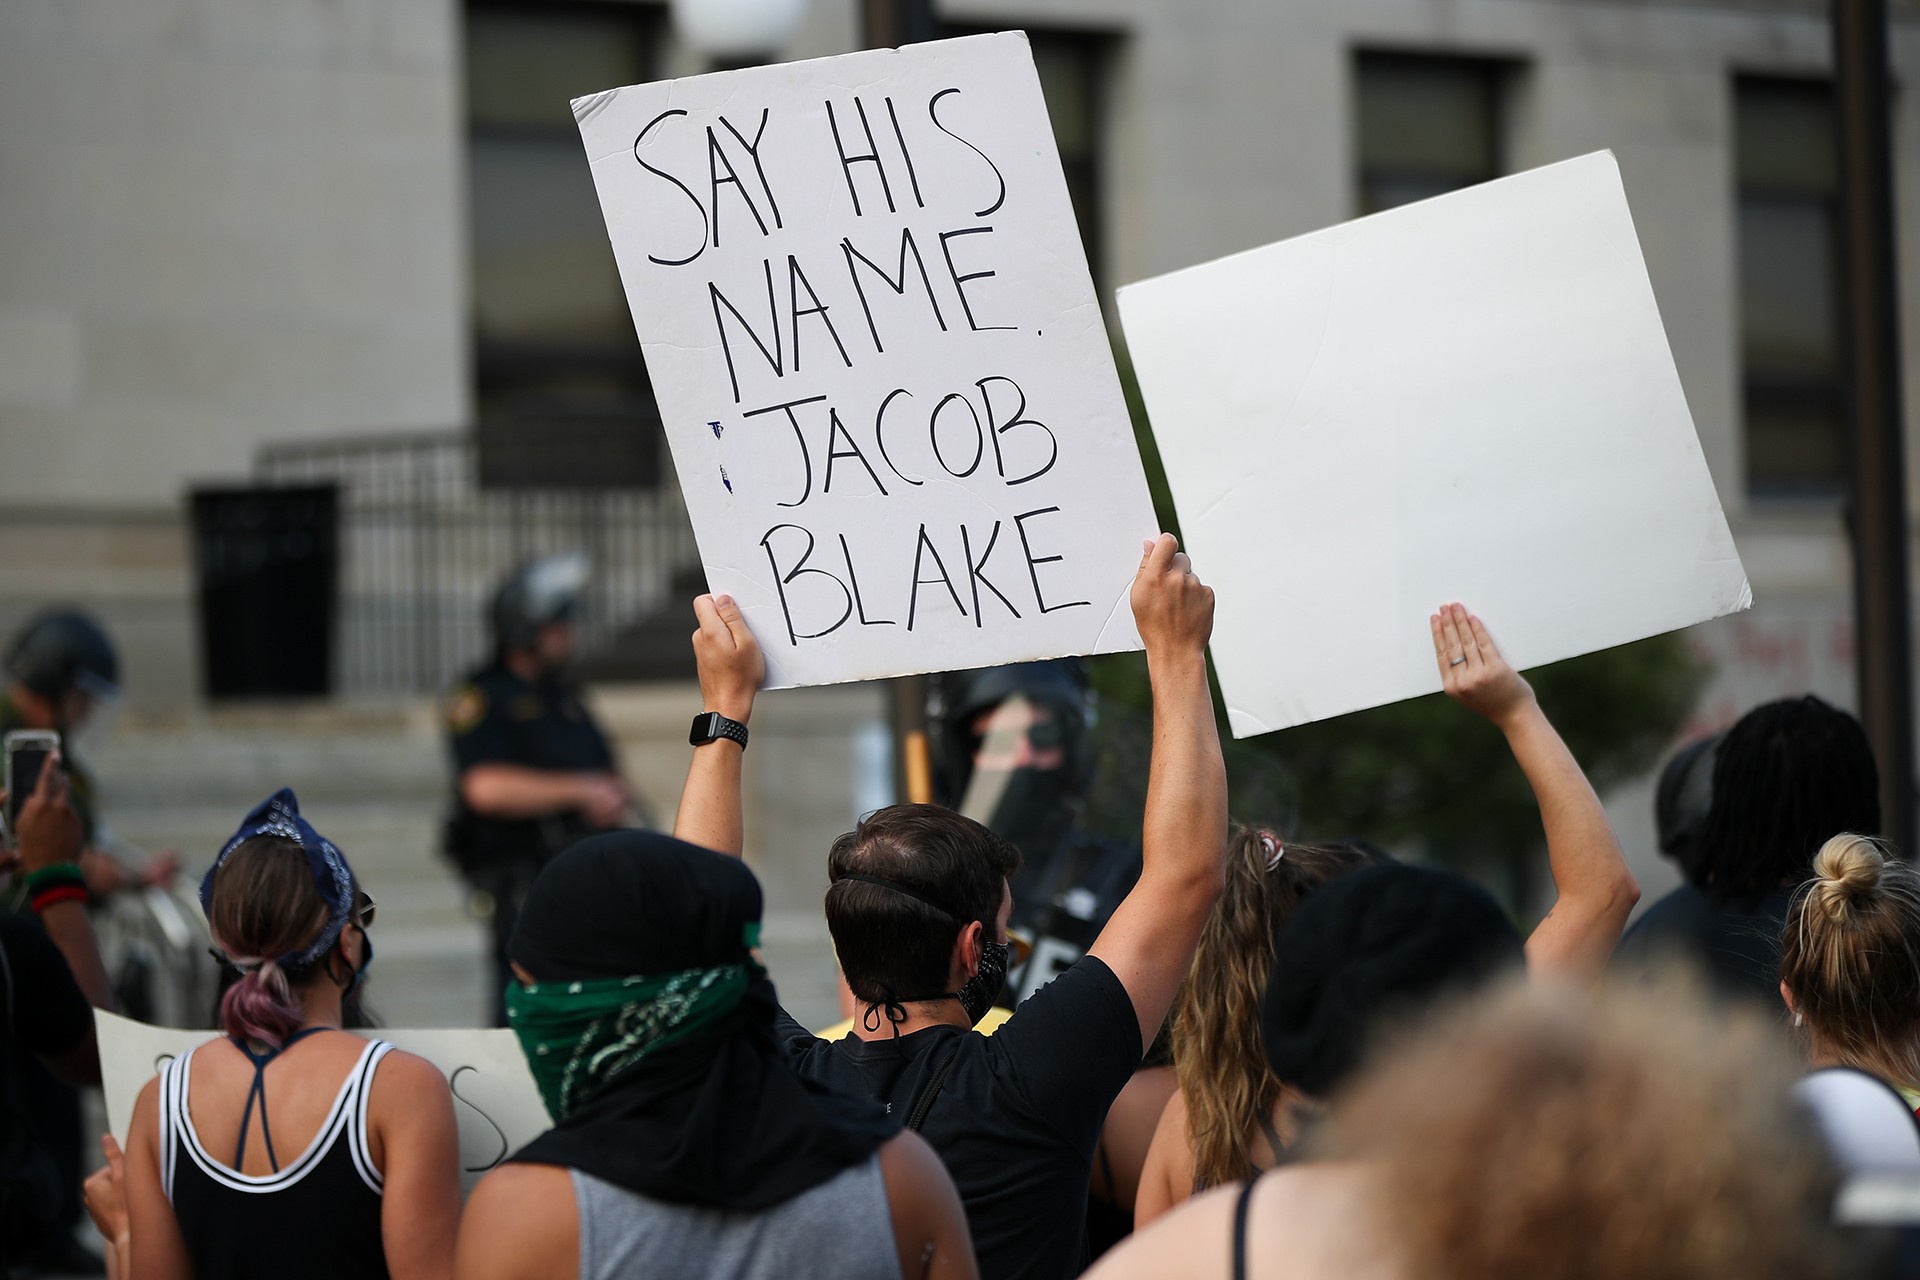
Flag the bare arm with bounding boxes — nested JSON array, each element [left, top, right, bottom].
[[1088, 536, 1229, 1051], [84, 1135, 130, 1280], [15, 762, 115, 1049], [460, 766, 627, 827], [672, 594, 763, 859], [1432, 605, 1638, 976], [880, 1130, 979, 1280], [374, 1051, 463, 1280], [453, 1164, 577, 1280], [1134, 1089, 1193, 1230], [126, 1079, 194, 1280]]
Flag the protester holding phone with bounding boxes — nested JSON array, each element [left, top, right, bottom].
[[0, 755, 118, 1268], [3, 609, 180, 895]]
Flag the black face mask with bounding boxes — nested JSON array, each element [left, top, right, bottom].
[[957, 940, 1011, 1025]]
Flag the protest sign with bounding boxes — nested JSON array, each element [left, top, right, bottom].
[[97, 1011, 548, 1194], [1118, 151, 1750, 736], [574, 32, 1157, 688]]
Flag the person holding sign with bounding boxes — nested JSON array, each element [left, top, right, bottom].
[[455, 831, 975, 1280], [672, 533, 1228, 1280]]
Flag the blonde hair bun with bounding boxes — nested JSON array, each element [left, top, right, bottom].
[[1810, 833, 1888, 921]]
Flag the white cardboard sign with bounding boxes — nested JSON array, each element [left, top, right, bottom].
[[97, 1011, 549, 1194], [1118, 152, 1750, 736], [574, 32, 1157, 688]]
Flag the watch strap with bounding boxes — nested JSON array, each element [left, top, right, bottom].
[[690, 712, 749, 750]]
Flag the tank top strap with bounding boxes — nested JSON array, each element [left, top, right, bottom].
[[1231, 1176, 1259, 1280], [158, 1046, 196, 1202], [229, 1026, 335, 1174], [345, 1041, 396, 1195]]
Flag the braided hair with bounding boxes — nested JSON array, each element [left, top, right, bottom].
[[1690, 696, 1879, 903]]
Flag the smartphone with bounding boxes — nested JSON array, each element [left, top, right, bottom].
[[4, 730, 61, 844]]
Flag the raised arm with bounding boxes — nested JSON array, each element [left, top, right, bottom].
[[17, 760, 116, 1018], [672, 593, 764, 858], [1431, 604, 1638, 976], [1088, 535, 1229, 1051]]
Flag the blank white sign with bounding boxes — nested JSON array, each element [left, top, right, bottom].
[[1118, 152, 1749, 737], [574, 32, 1156, 688]]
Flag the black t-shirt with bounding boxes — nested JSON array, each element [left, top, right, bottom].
[[443, 664, 617, 869], [1, 914, 93, 1062], [777, 956, 1141, 1280], [1612, 882, 1796, 1005]]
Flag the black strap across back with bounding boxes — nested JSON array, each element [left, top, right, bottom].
[[1231, 1176, 1258, 1280], [230, 1026, 331, 1172]]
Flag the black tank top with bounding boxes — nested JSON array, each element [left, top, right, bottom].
[[159, 1036, 394, 1280]]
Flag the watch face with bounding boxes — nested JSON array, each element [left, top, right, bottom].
[[689, 713, 719, 746]]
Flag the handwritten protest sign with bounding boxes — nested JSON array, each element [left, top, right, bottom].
[[1118, 152, 1750, 736], [97, 1011, 548, 1194], [574, 32, 1156, 688]]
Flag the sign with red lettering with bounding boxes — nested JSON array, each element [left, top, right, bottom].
[[575, 32, 1156, 687]]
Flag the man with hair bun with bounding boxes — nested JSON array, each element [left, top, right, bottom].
[[1615, 695, 1880, 1003]]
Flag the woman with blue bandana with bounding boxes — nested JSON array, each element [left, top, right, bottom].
[[119, 789, 462, 1280], [454, 831, 978, 1280]]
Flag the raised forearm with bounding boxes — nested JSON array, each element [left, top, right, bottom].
[[1503, 704, 1638, 973], [39, 900, 115, 1013], [673, 742, 747, 858], [1143, 650, 1228, 899]]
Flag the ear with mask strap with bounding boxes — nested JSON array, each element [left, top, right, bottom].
[[835, 873, 1007, 1028]]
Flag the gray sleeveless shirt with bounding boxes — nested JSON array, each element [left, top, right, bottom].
[[572, 1156, 902, 1280]]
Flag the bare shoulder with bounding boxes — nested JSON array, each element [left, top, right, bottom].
[[1087, 1180, 1240, 1280], [456, 1164, 577, 1280], [367, 1048, 454, 1126], [879, 1130, 943, 1184]]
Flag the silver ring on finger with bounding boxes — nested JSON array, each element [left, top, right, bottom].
[[1449, 655, 1467, 667]]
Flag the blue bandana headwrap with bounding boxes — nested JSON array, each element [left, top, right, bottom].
[[200, 788, 355, 973]]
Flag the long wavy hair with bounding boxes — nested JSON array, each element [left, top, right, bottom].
[[1171, 827, 1374, 1189]]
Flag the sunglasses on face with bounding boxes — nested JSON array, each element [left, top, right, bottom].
[[353, 890, 377, 930]]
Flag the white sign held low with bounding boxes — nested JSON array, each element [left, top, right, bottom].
[[574, 32, 1157, 688], [96, 1011, 548, 1194], [1118, 151, 1750, 736]]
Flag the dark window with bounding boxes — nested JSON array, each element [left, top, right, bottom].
[[466, 3, 665, 488], [1355, 52, 1506, 216], [1736, 77, 1846, 498], [950, 27, 1112, 295]]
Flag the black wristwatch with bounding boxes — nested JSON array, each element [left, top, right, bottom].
[[689, 712, 749, 750]]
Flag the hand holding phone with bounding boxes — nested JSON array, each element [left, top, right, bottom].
[[4, 730, 60, 843]]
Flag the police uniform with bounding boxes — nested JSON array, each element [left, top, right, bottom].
[[444, 663, 618, 1023]]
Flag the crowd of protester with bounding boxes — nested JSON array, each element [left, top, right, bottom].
[[5, 533, 1920, 1278]]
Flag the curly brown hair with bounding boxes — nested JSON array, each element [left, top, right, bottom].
[[1171, 827, 1373, 1189], [1313, 977, 1841, 1280]]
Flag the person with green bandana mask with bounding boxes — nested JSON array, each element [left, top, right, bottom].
[[455, 831, 978, 1280]]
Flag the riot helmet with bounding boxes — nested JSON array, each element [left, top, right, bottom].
[[6, 609, 121, 705], [490, 553, 590, 658]]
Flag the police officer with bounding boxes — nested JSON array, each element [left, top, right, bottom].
[[444, 554, 632, 1024], [928, 660, 1141, 1004]]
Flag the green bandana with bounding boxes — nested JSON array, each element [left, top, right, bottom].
[[506, 962, 756, 1121]]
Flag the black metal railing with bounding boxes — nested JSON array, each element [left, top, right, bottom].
[[257, 431, 700, 696]]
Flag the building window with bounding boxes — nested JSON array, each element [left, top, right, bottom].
[[950, 27, 1111, 294], [1736, 77, 1845, 498], [466, 2, 664, 488], [1355, 51, 1506, 216]]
